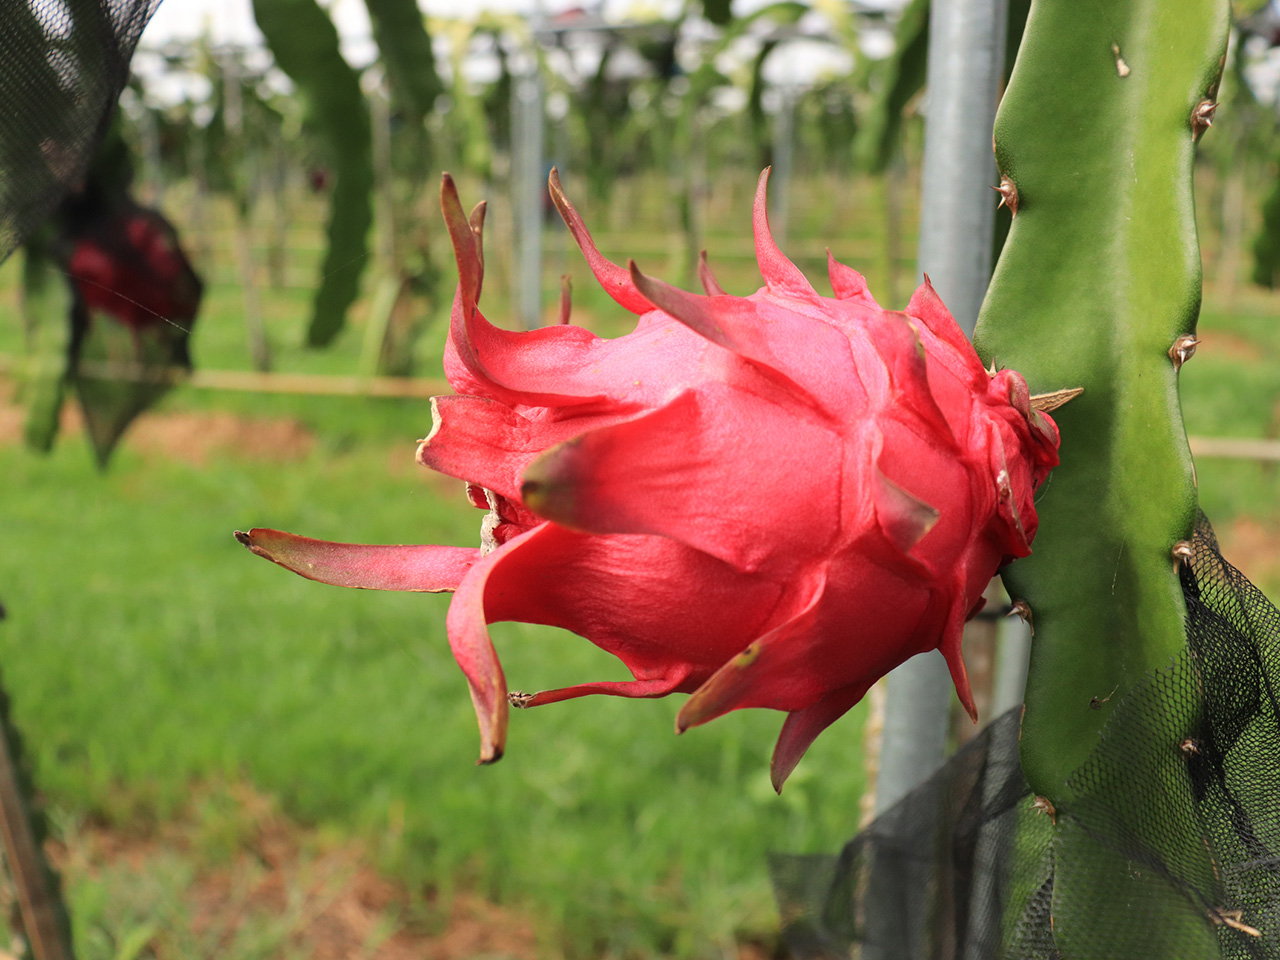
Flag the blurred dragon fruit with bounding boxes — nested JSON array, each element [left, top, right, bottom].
[[66, 200, 202, 340], [238, 170, 1060, 790]]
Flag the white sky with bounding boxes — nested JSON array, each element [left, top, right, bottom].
[[142, 0, 904, 47], [144, 0, 669, 50], [137, 0, 898, 105]]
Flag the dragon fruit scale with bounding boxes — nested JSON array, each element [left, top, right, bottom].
[[237, 169, 1061, 791]]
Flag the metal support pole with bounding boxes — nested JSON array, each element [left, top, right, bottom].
[[512, 55, 544, 330], [769, 86, 796, 248], [874, 0, 1009, 816], [993, 616, 1032, 716], [222, 51, 271, 372]]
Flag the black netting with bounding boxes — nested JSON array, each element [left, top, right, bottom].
[[773, 514, 1280, 959], [0, 0, 159, 262]]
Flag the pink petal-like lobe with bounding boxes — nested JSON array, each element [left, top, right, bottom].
[[752, 168, 820, 302], [235, 529, 479, 592], [242, 169, 1064, 783], [827, 250, 880, 307], [549, 168, 654, 315], [771, 682, 872, 792], [522, 387, 840, 575]]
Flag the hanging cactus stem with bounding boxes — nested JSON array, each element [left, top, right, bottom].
[[975, 3, 1229, 951], [975, 0, 1228, 793]]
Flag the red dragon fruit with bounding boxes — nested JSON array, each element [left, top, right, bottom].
[[238, 170, 1060, 790], [66, 201, 202, 335]]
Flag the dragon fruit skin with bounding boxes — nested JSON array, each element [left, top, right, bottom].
[[66, 202, 202, 334], [238, 169, 1060, 790]]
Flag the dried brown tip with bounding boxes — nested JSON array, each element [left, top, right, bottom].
[[440, 172, 483, 317], [1173, 540, 1195, 570], [548, 166, 569, 217], [1030, 387, 1084, 413], [469, 201, 487, 298], [1008, 599, 1034, 636], [1169, 335, 1200, 371], [993, 174, 1019, 216], [1192, 99, 1217, 139], [1208, 908, 1261, 938], [509, 690, 535, 708]]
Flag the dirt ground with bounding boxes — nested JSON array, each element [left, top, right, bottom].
[[0, 392, 316, 466], [31, 784, 542, 960], [20, 782, 775, 960], [1217, 514, 1280, 591]]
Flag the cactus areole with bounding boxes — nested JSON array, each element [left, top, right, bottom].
[[237, 170, 1061, 790]]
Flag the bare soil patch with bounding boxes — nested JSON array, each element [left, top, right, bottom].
[[125, 411, 316, 465], [0, 384, 315, 466], [40, 784, 541, 960], [1217, 516, 1280, 596]]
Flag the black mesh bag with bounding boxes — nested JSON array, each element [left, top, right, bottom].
[[772, 514, 1280, 959], [0, 0, 160, 262]]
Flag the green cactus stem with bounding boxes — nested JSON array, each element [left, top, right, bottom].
[[253, 0, 374, 348], [363, 0, 443, 125], [976, 0, 1227, 797], [17, 236, 72, 454], [975, 1, 1229, 952]]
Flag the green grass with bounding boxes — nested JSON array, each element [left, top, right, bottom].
[[1182, 289, 1280, 544], [0, 394, 870, 958]]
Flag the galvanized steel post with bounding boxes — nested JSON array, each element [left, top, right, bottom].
[[874, 0, 1010, 817]]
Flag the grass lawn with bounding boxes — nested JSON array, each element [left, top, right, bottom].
[[1, 165, 1279, 957], [0, 388, 883, 956]]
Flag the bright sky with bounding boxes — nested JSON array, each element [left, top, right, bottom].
[[144, 0, 390, 64], [136, 0, 899, 105], [144, 0, 671, 50], [142, 0, 903, 47]]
